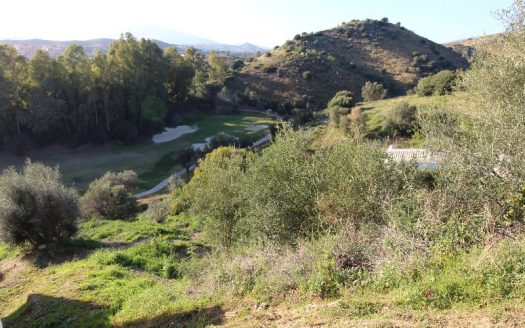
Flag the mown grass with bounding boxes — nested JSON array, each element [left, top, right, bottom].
[[0, 112, 278, 192]]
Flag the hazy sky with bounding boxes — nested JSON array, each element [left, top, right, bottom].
[[1, 0, 512, 47]]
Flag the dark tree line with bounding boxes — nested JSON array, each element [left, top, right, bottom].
[[0, 33, 231, 153]]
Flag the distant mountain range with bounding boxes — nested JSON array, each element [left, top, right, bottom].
[[0, 38, 268, 58]]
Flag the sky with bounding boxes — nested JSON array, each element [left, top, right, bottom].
[[1, 0, 512, 47]]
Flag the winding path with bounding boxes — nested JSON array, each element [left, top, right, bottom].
[[134, 133, 272, 198]]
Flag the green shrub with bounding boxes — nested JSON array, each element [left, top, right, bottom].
[[262, 66, 277, 74], [0, 161, 79, 246], [144, 200, 171, 223], [183, 147, 252, 248], [385, 101, 417, 137], [80, 170, 139, 220], [302, 71, 312, 80], [361, 81, 387, 102], [326, 90, 356, 127], [416, 70, 457, 96]]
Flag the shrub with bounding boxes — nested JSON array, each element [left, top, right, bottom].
[[80, 171, 139, 220], [262, 66, 278, 74], [326, 90, 356, 127], [208, 132, 239, 150], [0, 161, 79, 246], [243, 128, 322, 244], [183, 147, 253, 248], [145, 200, 171, 223], [361, 81, 387, 102], [302, 71, 312, 80], [416, 70, 457, 96], [385, 101, 417, 137]]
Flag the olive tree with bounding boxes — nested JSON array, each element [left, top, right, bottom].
[[0, 161, 79, 246], [80, 170, 139, 219]]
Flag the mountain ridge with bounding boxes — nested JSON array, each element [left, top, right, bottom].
[[0, 38, 268, 58]]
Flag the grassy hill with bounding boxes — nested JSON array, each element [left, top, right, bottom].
[[228, 19, 468, 110]]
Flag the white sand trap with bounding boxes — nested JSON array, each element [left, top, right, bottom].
[[191, 137, 214, 151], [245, 124, 269, 132], [152, 125, 198, 144]]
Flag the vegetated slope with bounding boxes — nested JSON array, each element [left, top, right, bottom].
[[228, 19, 468, 110], [446, 33, 503, 59]]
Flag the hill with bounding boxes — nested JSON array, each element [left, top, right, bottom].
[[446, 33, 503, 58], [228, 19, 468, 110], [0, 38, 267, 58]]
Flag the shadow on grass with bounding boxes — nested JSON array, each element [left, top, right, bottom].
[[4, 294, 225, 328], [23, 239, 131, 269], [3, 294, 109, 328], [120, 305, 225, 328]]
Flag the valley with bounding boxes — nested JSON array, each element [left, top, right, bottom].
[[1, 1, 524, 327]]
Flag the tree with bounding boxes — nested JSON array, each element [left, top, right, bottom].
[[385, 101, 417, 137], [80, 170, 139, 219], [208, 51, 229, 85], [326, 90, 355, 127], [361, 81, 387, 102], [0, 161, 79, 246], [164, 47, 194, 103], [184, 147, 252, 248]]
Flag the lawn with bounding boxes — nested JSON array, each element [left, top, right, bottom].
[[0, 112, 278, 192]]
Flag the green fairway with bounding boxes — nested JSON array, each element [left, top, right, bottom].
[[0, 113, 277, 192]]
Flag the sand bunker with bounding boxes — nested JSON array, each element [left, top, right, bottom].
[[152, 125, 198, 144], [245, 125, 269, 132], [191, 137, 214, 151]]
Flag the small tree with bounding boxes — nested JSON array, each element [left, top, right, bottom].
[[80, 171, 139, 220], [0, 161, 79, 246], [385, 101, 417, 137], [361, 81, 387, 102], [416, 70, 457, 96], [326, 91, 355, 127], [184, 147, 252, 248]]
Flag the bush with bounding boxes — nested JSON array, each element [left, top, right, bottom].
[[328, 90, 355, 109], [326, 90, 356, 127], [80, 171, 139, 220], [416, 70, 457, 96], [0, 161, 79, 246], [361, 81, 387, 102], [262, 66, 277, 74], [183, 147, 252, 248], [145, 200, 171, 223], [302, 71, 312, 80], [385, 101, 417, 137]]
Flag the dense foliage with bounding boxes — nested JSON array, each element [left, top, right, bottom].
[[80, 170, 140, 220], [361, 81, 387, 102], [0, 34, 233, 153], [0, 161, 79, 246], [416, 69, 457, 96], [326, 90, 355, 127]]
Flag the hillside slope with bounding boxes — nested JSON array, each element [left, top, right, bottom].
[[228, 19, 468, 110], [446, 33, 503, 58]]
